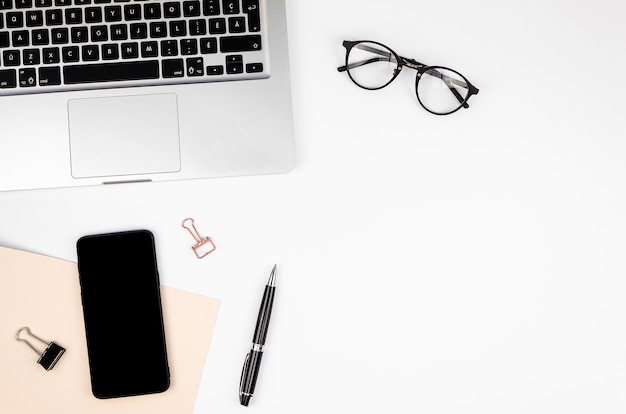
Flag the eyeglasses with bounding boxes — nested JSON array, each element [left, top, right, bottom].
[[337, 40, 479, 115]]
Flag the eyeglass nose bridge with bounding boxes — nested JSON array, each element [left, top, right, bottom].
[[399, 56, 425, 70]]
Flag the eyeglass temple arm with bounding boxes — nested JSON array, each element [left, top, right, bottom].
[[337, 57, 391, 72], [441, 72, 480, 109], [338, 42, 399, 72]]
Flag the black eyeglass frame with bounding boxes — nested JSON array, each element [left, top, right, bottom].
[[337, 40, 480, 115]]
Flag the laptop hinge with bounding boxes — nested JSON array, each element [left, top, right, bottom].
[[102, 179, 153, 185]]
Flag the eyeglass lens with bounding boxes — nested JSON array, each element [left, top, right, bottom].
[[417, 67, 470, 114], [346, 42, 398, 89]]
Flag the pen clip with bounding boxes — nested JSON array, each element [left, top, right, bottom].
[[239, 352, 251, 398]]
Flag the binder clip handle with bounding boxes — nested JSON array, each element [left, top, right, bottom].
[[16, 327, 66, 371]]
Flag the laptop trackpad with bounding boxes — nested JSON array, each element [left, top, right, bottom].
[[68, 93, 181, 179]]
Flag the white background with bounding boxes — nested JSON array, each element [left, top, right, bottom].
[[2, 1, 626, 413]]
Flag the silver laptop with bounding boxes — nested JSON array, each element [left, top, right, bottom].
[[0, 0, 295, 192]]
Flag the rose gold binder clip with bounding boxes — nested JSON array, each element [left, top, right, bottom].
[[182, 218, 216, 259]]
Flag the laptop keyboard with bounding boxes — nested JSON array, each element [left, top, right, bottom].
[[0, 0, 269, 95]]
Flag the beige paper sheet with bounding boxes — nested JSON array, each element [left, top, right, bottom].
[[0, 246, 220, 414]]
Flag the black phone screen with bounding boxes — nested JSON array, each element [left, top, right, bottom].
[[76, 230, 170, 399]]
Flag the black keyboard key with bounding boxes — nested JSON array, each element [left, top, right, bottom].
[[120, 41, 138, 59], [222, 0, 238, 14], [110, 23, 127, 40], [45, 9, 63, 25], [220, 35, 261, 53], [62, 45, 78, 62], [74, 0, 91, 4], [186, 57, 202, 76], [163, 2, 180, 18], [124, 4, 141, 20], [225, 54, 241, 62], [162, 58, 183, 78], [143, 2, 160, 19], [130, 22, 147, 39], [206, 64, 222, 75], [35, 0, 52, 7], [0, 31, 10, 47], [225, 54, 242, 74], [90, 25, 107, 41], [189, 18, 206, 35], [226, 61, 242, 74], [228, 16, 245, 33], [12, 30, 29, 46], [180, 38, 196, 55], [104, 5, 121, 22], [101, 43, 118, 60], [18, 67, 35, 87], [0, 68, 16, 88], [84, 7, 102, 23], [16, 0, 32, 8], [82, 44, 98, 60], [199, 37, 216, 53], [149, 21, 166, 38], [65, 8, 82, 24], [208, 17, 225, 34], [0, 0, 12, 10], [3, 49, 19, 65], [55, 0, 71, 5], [51, 27, 68, 44], [38, 66, 60, 85], [6, 12, 23, 28], [246, 62, 262, 73], [32, 29, 49, 45], [23, 48, 40, 64], [140, 40, 157, 57], [64, 60, 159, 84], [169, 20, 186, 37], [0, 13, 3, 30], [183, 0, 200, 17], [42, 46, 59, 63], [26, 10, 44, 27], [203, 0, 219, 15], [242, 0, 258, 12], [71, 26, 88, 42], [160, 39, 177, 56], [226, 57, 243, 75]]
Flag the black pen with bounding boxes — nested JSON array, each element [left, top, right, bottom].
[[239, 265, 277, 406]]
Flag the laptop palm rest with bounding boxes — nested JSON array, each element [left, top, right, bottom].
[[68, 93, 181, 179]]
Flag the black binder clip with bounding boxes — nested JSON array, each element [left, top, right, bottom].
[[16, 327, 66, 371]]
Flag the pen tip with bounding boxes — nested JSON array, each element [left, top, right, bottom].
[[268, 264, 277, 286]]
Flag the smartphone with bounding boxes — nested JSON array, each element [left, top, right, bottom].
[[76, 230, 170, 399]]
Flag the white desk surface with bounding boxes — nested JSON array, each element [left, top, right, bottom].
[[2, 1, 626, 413]]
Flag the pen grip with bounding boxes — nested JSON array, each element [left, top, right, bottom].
[[241, 350, 263, 396]]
